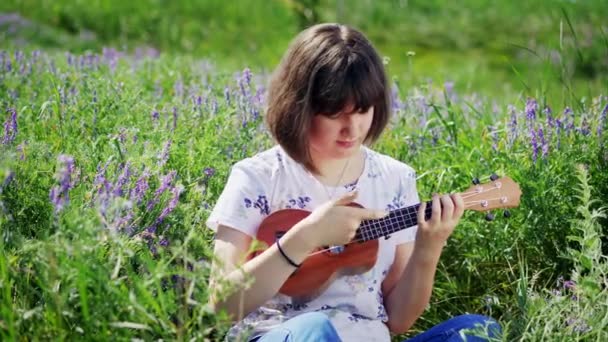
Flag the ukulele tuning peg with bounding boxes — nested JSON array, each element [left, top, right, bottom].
[[472, 177, 480, 185], [485, 212, 495, 221], [490, 173, 499, 181], [503, 210, 511, 218]]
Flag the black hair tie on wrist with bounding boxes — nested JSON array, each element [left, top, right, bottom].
[[276, 238, 301, 268]]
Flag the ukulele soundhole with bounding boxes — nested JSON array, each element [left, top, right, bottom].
[[274, 231, 286, 241]]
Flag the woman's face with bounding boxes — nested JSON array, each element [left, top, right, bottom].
[[309, 105, 374, 160]]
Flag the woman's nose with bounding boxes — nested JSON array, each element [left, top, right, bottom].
[[341, 115, 358, 132]]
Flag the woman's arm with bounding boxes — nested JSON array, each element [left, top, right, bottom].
[[383, 193, 464, 334], [208, 223, 316, 322], [383, 241, 444, 334]]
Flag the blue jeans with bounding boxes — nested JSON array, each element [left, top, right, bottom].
[[250, 312, 502, 342], [403, 314, 502, 342]]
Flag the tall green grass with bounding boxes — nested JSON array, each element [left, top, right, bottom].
[[0, 44, 606, 340]]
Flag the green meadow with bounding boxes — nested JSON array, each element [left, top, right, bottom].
[[0, 0, 607, 340]]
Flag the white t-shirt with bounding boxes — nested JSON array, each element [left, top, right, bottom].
[[206, 144, 419, 342]]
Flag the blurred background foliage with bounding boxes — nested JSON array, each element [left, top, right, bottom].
[[1, 1, 608, 340], [1, 0, 607, 100]]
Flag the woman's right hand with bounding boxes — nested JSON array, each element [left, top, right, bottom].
[[295, 190, 389, 249]]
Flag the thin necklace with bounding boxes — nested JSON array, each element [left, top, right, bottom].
[[318, 150, 356, 201]]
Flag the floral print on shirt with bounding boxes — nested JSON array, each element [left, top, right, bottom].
[[285, 196, 311, 209], [243, 195, 270, 215]]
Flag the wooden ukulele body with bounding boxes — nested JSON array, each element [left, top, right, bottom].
[[249, 203, 379, 298]]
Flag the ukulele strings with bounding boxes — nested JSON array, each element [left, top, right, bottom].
[[305, 185, 505, 257]]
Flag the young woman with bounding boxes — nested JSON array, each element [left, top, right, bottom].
[[207, 23, 501, 342]]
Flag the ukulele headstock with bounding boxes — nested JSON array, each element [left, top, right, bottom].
[[463, 174, 521, 213]]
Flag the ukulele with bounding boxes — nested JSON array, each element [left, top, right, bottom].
[[249, 174, 522, 298]]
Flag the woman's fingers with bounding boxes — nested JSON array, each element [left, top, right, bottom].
[[452, 193, 465, 219], [441, 194, 454, 222], [419, 192, 464, 228], [431, 194, 441, 225], [417, 201, 427, 226]]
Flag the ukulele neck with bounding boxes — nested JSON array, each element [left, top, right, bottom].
[[354, 201, 433, 242]]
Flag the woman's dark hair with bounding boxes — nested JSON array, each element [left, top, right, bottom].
[[265, 23, 390, 174]]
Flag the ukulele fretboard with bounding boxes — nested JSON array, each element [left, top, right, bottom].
[[354, 201, 433, 242]]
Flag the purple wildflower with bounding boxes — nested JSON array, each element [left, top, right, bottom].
[[489, 125, 498, 152], [203, 167, 215, 178], [566, 317, 576, 326], [538, 127, 548, 159], [112, 162, 132, 197], [146, 223, 158, 234], [2, 108, 18, 145], [172, 106, 178, 131], [564, 107, 574, 133], [507, 104, 518, 147], [598, 104, 607, 139], [114, 211, 134, 233], [174, 79, 184, 100], [525, 98, 537, 123], [5, 53, 11, 72], [157, 139, 172, 167], [251, 107, 260, 122], [151, 109, 160, 126], [579, 118, 590, 136], [390, 83, 403, 112], [566, 317, 590, 333], [154, 171, 176, 197], [2, 171, 14, 188], [431, 128, 440, 146], [239, 68, 252, 97], [93, 161, 112, 199], [243, 67, 252, 86], [16, 141, 26, 160], [530, 126, 538, 163], [224, 85, 231, 107], [147, 170, 177, 210], [211, 97, 218, 115], [130, 169, 150, 205], [545, 106, 554, 127], [155, 185, 183, 224], [49, 155, 76, 214], [555, 118, 562, 149], [102, 47, 122, 72], [66, 52, 74, 66], [118, 128, 126, 144]]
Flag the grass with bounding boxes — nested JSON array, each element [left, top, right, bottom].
[[0, 1, 607, 340]]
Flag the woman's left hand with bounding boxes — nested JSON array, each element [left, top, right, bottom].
[[416, 193, 465, 249]]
